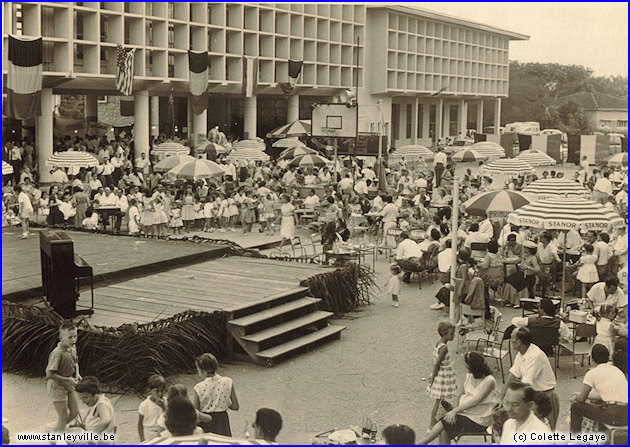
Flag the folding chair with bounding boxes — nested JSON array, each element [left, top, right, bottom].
[[558, 322, 597, 378]]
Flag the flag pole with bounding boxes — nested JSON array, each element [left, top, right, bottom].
[[449, 177, 460, 323]]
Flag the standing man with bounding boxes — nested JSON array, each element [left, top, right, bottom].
[[434, 147, 447, 189], [499, 327, 560, 430], [593, 171, 613, 205], [580, 155, 591, 181], [16, 184, 33, 239]]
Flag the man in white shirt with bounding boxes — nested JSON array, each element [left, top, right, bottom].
[[434, 148, 447, 188], [397, 170, 413, 195], [464, 223, 491, 250], [50, 167, 69, 186], [593, 171, 613, 204], [612, 226, 627, 268], [304, 170, 318, 185], [554, 229, 583, 253], [500, 327, 559, 430], [586, 278, 627, 323], [580, 156, 591, 180], [17, 184, 33, 239], [395, 232, 423, 283], [338, 174, 354, 195], [413, 174, 428, 191], [379, 195, 399, 247], [361, 166, 376, 182], [592, 232, 613, 279], [303, 189, 320, 206], [500, 383, 552, 445], [478, 217, 494, 240], [114, 189, 128, 232], [570, 344, 628, 433], [354, 177, 368, 196], [135, 152, 151, 176], [282, 169, 296, 185]]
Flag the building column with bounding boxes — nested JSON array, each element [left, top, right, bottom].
[[84, 95, 97, 127], [476, 99, 484, 133], [244, 95, 257, 140], [494, 98, 502, 135], [133, 90, 150, 158], [435, 99, 443, 147], [287, 94, 299, 123], [442, 101, 451, 138], [422, 102, 430, 140], [459, 99, 467, 137], [37, 88, 54, 183], [150, 96, 159, 138], [412, 97, 419, 144], [192, 109, 207, 148]]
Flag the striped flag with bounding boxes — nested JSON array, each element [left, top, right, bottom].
[[6, 35, 43, 120], [188, 50, 209, 115], [279, 60, 303, 97], [242, 57, 258, 98], [116, 45, 135, 96]]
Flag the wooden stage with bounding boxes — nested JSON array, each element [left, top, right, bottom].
[[82, 257, 334, 327], [2, 228, 228, 301]]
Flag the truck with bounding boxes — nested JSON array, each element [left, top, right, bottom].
[[504, 122, 541, 134]]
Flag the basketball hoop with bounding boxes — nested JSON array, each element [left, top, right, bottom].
[[322, 127, 341, 138]]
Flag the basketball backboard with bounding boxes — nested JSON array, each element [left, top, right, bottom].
[[311, 103, 357, 138]]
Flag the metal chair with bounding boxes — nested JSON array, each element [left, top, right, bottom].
[[529, 325, 560, 375], [464, 306, 502, 352], [559, 322, 597, 378], [301, 233, 325, 263], [475, 324, 515, 383]]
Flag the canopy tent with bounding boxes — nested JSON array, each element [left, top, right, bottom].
[[166, 159, 225, 180], [515, 150, 557, 167], [521, 179, 591, 200], [463, 190, 533, 218], [266, 119, 311, 138]]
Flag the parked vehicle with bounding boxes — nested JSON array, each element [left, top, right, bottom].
[[504, 122, 541, 134]]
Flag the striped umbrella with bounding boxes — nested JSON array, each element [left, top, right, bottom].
[[2, 160, 14, 175], [396, 145, 435, 158], [226, 148, 270, 162], [452, 149, 488, 163], [289, 153, 332, 168], [46, 151, 100, 169], [515, 150, 556, 167], [279, 146, 317, 160], [232, 139, 267, 152], [480, 159, 535, 177], [266, 119, 312, 138], [508, 197, 624, 232], [608, 152, 628, 165], [521, 179, 591, 200], [153, 154, 196, 173], [142, 433, 274, 445], [152, 141, 190, 156], [272, 137, 306, 148], [166, 159, 225, 180], [470, 141, 506, 158], [463, 190, 534, 217]]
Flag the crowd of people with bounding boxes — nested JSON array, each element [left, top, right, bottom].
[[3, 130, 629, 444]]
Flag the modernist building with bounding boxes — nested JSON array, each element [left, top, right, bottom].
[[2, 2, 527, 181]]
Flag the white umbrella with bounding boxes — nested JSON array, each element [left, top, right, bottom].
[[608, 152, 628, 165], [395, 145, 435, 160], [288, 153, 332, 168], [153, 154, 196, 173], [463, 190, 534, 218], [515, 150, 557, 167], [470, 141, 505, 158], [278, 146, 317, 160], [451, 149, 488, 163], [167, 159, 225, 180], [226, 148, 270, 162], [272, 137, 306, 148], [194, 141, 227, 156], [480, 159, 535, 177], [46, 151, 100, 169], [152, 141, 190, 156], [521, 179, 591, 200], [266, 119, 312, 138], [3, 161, 14, 175], [232, 139, 266, 151]]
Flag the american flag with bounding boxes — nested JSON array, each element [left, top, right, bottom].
[[116, 45, 135, 96]]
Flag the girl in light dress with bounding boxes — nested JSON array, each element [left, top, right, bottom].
[[152, 194, 169, 237], [227, 193, 239, 231], [37, 191, 50, 225], [575, 244, 599, 299], [181, 187, 197, 233], [169, 200, 184, 235], [594, 304, 617, 359], [218, 193, 230, 232], [203, 196, 216, 232], [277, 194, 295, 249], [427, 320, 457, 430], [260, 193, 276, 235], [127, 198, 141, 235], [240, 191, 258, 234], [140, 193, 155, 238], [383, 263, 402, 307]]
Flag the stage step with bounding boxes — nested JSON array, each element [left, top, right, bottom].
[[226, 292, 344, 367], [255, 324, 346, 367]]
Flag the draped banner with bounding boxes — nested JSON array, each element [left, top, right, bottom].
[[242, 57, 258, 98], [188, 51, 209, 115], [116, 45, 135, 96], [279, 60, 303, 97], [6, 35, 43, 120]]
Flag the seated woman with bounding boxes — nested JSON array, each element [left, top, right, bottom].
[[74, 377, 116, 440], [418, 352, 498, 445], [478, 240, 505, 298]]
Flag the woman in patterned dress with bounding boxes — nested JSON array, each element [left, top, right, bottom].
[[427, 320, 458, 429]]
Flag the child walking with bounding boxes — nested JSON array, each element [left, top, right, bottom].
[[575, 244, 599, 298], [426, 321, 457, 429], [138, 374, 168, 441], [384, 263, 402, 307], [192, 353, 239, 437], [46, 321, 81, 433]]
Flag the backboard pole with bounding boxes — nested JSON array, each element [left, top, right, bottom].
[[334, 138, 338, 183]]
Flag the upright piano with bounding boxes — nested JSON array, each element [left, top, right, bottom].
[[40, 231, 94, 319]]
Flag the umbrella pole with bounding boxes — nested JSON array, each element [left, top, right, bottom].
[[561, 230, 567, 309], [449, 178, 460, 323]]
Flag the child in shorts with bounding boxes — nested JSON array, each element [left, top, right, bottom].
[[46, 321, 81, 433]]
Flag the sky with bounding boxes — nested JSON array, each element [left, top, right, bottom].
[[390, 2, 628, 77]]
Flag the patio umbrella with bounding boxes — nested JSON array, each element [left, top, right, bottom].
[[232, 139, 267, 152], [272, 137, 306, 148], [195, 141, 227, 155], [266, 119, 312, 138], [166, 159, 225, 180], [142, 433, 274, 445], [153, 154, 196, 173], [226, 148, 270, 162], [521, 179, 591, 200], [608, 152, 628, 166], [2, 161, 14, 175], [46, 151, 100, 169], [470, 141, 505, 158], [152, 141, 190, 157], [278, 146, 317, 160], [515, 150, 556, 167], [395, 145, 435, 160], [508, 197, 625, 303], [452, 149, 488, 163], [289, 153, 332, 168], [463, 190, 533, 218], [480, 159, 535, 177]]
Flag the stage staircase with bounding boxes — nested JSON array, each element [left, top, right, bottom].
[[226, 287, 345, 367]]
